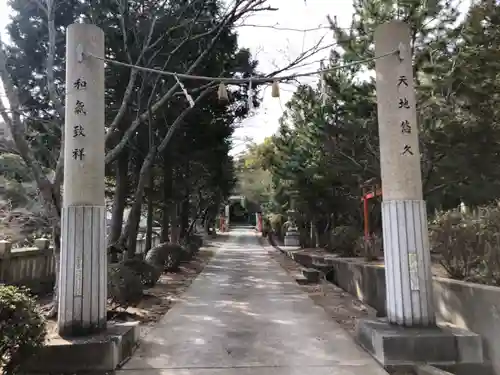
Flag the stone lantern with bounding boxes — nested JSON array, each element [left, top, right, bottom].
[[283, 207, 300, 247]]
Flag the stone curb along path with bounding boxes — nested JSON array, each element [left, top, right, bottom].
[[116, 227, 388, 375]]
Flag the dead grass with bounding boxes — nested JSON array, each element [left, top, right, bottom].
[[267, 247, 376, 336]]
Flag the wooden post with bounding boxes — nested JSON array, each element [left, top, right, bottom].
[[58, 24, 107, 336], [375, 21, 435, 326]]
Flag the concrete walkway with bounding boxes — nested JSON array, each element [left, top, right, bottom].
[[117, 228, 387, 375]]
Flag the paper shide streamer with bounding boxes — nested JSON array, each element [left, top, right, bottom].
[[174, 74, 195, 108], [271, 80, 280, 98], [248, 78, 254, 111], [218, 82, 229, 101]]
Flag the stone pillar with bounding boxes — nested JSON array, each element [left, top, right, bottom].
[[225, 204, 230, 228], [58, 24, 107, 336], [374, 21, 434, 327]]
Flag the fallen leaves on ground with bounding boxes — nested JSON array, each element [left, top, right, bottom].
[[38, 249, 215, 340]]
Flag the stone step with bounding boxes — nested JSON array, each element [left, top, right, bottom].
[[293, 273, 309, 285], [434, 363, 494, 375], [311, 263, 331, 273], [302, 267, 321, 283], [416, 364, 454, 375]]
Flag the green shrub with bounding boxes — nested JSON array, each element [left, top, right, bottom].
[[120, 258, 162, 287], [180, 234, 202, 261], [186, 242, 199, 255], [329, 225, 360, 256], [429, 206, 500, 285], [269, 214, 286, 239], [0, 285, 46, 375], [262, 217, 271, 237], [188, 234, 203, 250], [145, 242, 183, 272], [108, 263, 144, 309]]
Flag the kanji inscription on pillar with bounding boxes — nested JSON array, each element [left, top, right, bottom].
[[375, 25, 422, 201], [63, 44, 105, 206]]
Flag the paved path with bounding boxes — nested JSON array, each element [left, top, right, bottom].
[[118, 228, 387, 375]]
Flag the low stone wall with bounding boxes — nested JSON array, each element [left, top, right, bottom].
[[433, 277, 500, 375], [0, 234, 161, 293], [0, 239, 55, 293], [328, 258, 387, 316], [285, 250, 500, 375]]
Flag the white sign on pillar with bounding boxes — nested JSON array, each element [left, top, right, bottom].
[[58, 24, 107, 336], [374, 21, 434, 327]]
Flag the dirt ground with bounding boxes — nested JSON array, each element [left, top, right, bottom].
[[267, 245, 452, 335], [38, 248, 215, 341], [266, 247, 377, 336]]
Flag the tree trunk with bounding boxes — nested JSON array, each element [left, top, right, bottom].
[[170, 202, 181, 243], [126, 199, 142, 258], [310, 220, 317, 248], [123, 151, 150, 258], [161, 157, 172, 242], [161, 204, 171, 242], [180, 192, 190, 240], [145, 174, 154, 251], [109, 149, 129, 252], [186, 206, 207, 236], [47, 222, 61, 318]]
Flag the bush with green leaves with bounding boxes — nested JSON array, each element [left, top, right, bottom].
[[188, 234, 203, 250], [268, 214, 286, 239], [145, 242, 183, 272], [185, 242, 198, 256], [262, 216, 271, 237], [0, 285, 46, 375], [429, 206, 500, 285], [328, 225, 360, 256], [108, 263, 144, 309], [354, 234, 383, 261], [120, 258, 162, 287], [180, 234, 202, 261]]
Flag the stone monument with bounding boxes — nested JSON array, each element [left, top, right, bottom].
[[58, 24, 107, 336]]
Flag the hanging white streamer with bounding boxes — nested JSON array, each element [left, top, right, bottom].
[[248, 78, 254, 111], [174, 74, 195, 108]]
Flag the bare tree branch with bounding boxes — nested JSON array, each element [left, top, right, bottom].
[[105, 0, 204, 140], [236, 23, 331, 32], [119, 86, 214, 246], [105, 0, 248, 164]]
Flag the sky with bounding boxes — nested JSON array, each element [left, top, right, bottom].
[[231, 0, 354, 154]]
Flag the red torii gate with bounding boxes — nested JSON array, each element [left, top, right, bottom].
[[360, 179, 382, 240]]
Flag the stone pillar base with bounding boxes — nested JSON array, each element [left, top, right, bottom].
[[58, 205, 107, 337], [356, 318, 490, 374], [284, 229, 300, 247], [382, 199, 434, 326]]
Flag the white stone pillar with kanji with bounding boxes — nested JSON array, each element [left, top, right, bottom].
[[375, 20, 435, 326], [58, 24, 107, 336]]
